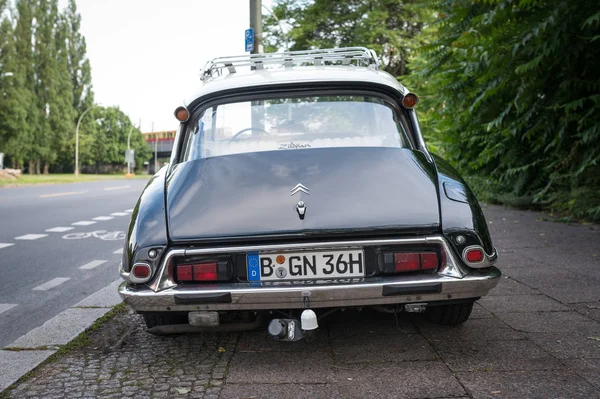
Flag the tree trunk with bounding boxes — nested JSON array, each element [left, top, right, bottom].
[[43, 163, 49, 175], [28, 160, 34, 175], [35, 160, 41, 175]]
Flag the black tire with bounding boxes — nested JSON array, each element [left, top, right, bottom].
[[425, 301, 474, 325], [142, 312, 187, 329]]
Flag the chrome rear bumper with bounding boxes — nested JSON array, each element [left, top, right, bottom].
[[119, 267, 500, 312]]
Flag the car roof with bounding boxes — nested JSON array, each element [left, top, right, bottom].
[[183, 66, 409, 106]]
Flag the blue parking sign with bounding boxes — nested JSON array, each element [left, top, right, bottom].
[[245, 28, 254, 52]]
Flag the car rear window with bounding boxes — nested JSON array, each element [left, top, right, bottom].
[[182, 94, 410, 160]]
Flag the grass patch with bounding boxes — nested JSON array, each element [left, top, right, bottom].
[[54, 303, 128, 354], [2, 346, 52, 351], [0, 173, 149, 187]]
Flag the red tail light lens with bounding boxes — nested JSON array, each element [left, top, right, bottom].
[[465, 248, 484, 263], [395, 253, 420, 272], [132, 263, 151, 278], [420, 252, 439, 270], [177, 264, 193, 280], [393, 252, 439, 272], [177, 262, 217, 281], [193, 263, 217, 280]]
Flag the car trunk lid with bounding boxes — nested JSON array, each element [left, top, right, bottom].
[[166, 147, 440, 242]]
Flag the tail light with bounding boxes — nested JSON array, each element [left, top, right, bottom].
[[175, 260, 230, 282], [382, 251, 440, 273], [464, 247, 484, 264], [130, 263, 152, 283]]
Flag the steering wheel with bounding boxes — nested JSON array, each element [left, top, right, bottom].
[[230, 127, 271, 141]]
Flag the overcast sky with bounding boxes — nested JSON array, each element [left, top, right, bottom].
[[75, 0, 271, 132]]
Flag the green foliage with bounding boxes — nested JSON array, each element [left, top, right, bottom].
[[0, 0, 143, 175], [264, 0, 600, 221], [410, 0, 600, 221], [75, 106, 151, 173], [263, 0, 434, 76]]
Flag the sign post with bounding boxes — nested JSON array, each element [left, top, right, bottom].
[[245, 28, 254, 53]]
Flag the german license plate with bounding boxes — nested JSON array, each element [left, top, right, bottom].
[[247, 250, 365, 281]]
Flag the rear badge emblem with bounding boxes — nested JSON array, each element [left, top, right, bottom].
[[296, 200, 307, 220], [290, 183, 310, 196]]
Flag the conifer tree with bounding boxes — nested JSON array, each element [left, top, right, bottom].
[[12, 0, 37, 172]]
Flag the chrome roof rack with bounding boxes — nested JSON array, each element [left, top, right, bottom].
[[200, 47, 380, 82]]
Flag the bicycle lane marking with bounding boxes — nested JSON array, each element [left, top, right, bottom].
[[62, 230, 125, 241]]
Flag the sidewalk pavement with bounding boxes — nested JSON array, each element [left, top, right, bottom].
[[1, 205, 599, 399]]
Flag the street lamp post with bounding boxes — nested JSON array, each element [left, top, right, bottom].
[[75, 105, 99, 178]]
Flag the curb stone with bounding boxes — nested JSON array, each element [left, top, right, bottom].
[[0, 279, 123, 392]]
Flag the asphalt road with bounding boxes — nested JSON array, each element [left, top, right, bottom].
[[0, 179, 149, 347]]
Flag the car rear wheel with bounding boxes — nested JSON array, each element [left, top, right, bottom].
[[425, 301, 474, 325], [142, 312, 188, 329]]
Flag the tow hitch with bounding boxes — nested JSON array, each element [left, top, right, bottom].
[[267, 309, 318, 342]]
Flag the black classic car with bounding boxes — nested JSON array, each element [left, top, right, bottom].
[[119, 47, 500, 340]]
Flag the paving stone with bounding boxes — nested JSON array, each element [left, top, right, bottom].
[[470, 303, 495, 319], [334, 361, 466, 399], [495, 310, 599, 333], [220, 383, 341, 399], [326, 310, 418, 339], [575, 302, 600, 322], [457, 370, 600, 399], [416, 317, 526, 342], [505, 267, 600, 304], [525, 331, 600, 359], [478, 294, 570, 313], [563, 358, 600, 390], [226, 350, 334, 384], [433, 339, 564, 372], [487, 276, 541, 296], [331, 332, 437, 364], [236, 329, 329, 353]]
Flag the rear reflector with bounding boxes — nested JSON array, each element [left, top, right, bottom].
[[177, 262, 218, 281], [394, 252, 439, 273], [132, 263, 151, 279], [465, 248, 484, 263]]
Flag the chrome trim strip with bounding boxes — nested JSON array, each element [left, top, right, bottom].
[[119, 266, 501, 312], [461, 245, 497, 269], [408, 110, 432, 162], [143, 235, 470, 292]]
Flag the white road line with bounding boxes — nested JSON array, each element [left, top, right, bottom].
[[110, 212, 128, 216], [79, 260, 107, 270], [104, 185, 130, 191], [45, 227, 74, 233], [72, 221, 96, 226], [92, 216, 114, 221], [32, 277, 70, 291], [40, 190, 86, 198], [124, 209, 134, 213], [0, 243, 15, 250], [15, 234, 48, 241], [113, 248, 123, 255], [0, 304, 17, 315]]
